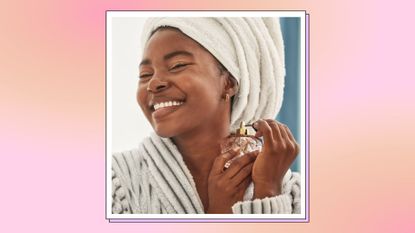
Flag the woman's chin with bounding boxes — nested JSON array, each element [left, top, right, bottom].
[[153, 126, 177, 138], [155, 131, 174, 138]]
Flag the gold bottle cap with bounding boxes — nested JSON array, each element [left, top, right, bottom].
[[239, 121, 247, 135]]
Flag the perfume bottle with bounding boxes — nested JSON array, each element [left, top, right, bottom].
[[221, 121, 262, 169]]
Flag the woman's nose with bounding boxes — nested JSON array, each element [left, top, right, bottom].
[[147, 74, 170, 93]]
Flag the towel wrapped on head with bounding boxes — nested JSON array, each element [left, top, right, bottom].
[[140, 17, 285, 131]]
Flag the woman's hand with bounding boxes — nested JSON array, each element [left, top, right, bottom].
[[206, 148, 258, 214], [252, 119, 300, 199]]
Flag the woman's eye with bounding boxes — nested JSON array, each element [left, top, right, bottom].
[[139, 73, 153, 79], [170, 63, 187, 70]]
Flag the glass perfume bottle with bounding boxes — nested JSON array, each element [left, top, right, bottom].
[[221, 121, 262, 169]]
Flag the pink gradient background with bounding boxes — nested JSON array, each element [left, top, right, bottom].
[[1, 0, 414, 232]]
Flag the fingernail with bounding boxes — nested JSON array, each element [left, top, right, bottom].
[[221, 152, 231, 159], [231, 146, 240, 154], [253, 122, 258, 130]]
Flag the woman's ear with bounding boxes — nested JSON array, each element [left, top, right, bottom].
[[224, 74, 238, 97]]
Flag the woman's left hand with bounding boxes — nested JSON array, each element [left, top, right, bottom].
[[251, 119, 300, 199]]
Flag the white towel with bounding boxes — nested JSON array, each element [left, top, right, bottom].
[[140, 17, 285, 130]]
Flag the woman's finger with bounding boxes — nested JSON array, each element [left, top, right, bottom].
[[230, 162, 254, 188], [253, 119, 273, 147], [211, 147, 240, 175], [278, 123, 291, 142], [236, 175, 252, 193], [283, 124, 295, 142], [265, 119, 283, 142], [224, 150, 258, 178], [283, 125, 300, 155], [283, 125, 300, 156]]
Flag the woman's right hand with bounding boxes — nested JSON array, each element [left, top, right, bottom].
[[206, 147, 259, 214]]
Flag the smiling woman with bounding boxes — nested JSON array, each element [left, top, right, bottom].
[[137, 27, 236, 139], [111, 17, 301, 215]]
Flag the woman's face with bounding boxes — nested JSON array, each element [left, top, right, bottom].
[[137, 28, 229, 138]]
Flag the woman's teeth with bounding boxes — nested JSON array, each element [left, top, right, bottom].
[[153, 101, 184, 111]]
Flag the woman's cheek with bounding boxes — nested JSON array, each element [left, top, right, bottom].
[[136, 87, 148, 113]]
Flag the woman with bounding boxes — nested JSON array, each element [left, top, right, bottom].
[[112, 17, 301, 214]]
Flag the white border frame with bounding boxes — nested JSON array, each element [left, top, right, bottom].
[[106, 10, 307, 220]]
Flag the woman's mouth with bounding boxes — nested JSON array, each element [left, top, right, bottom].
[[152, 100, 184, 120]]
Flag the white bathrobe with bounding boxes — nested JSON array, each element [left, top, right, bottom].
[[112, 133, 301, 214]]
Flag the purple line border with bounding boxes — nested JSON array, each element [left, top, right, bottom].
[[109, 218, 307, 223], [106, 11, 310, 223]]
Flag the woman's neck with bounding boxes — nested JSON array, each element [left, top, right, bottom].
[[172, 120, 230, 177]]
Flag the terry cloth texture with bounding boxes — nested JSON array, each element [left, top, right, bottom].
[[140, 17, 286, 131], [112, 133, 301, 214]]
